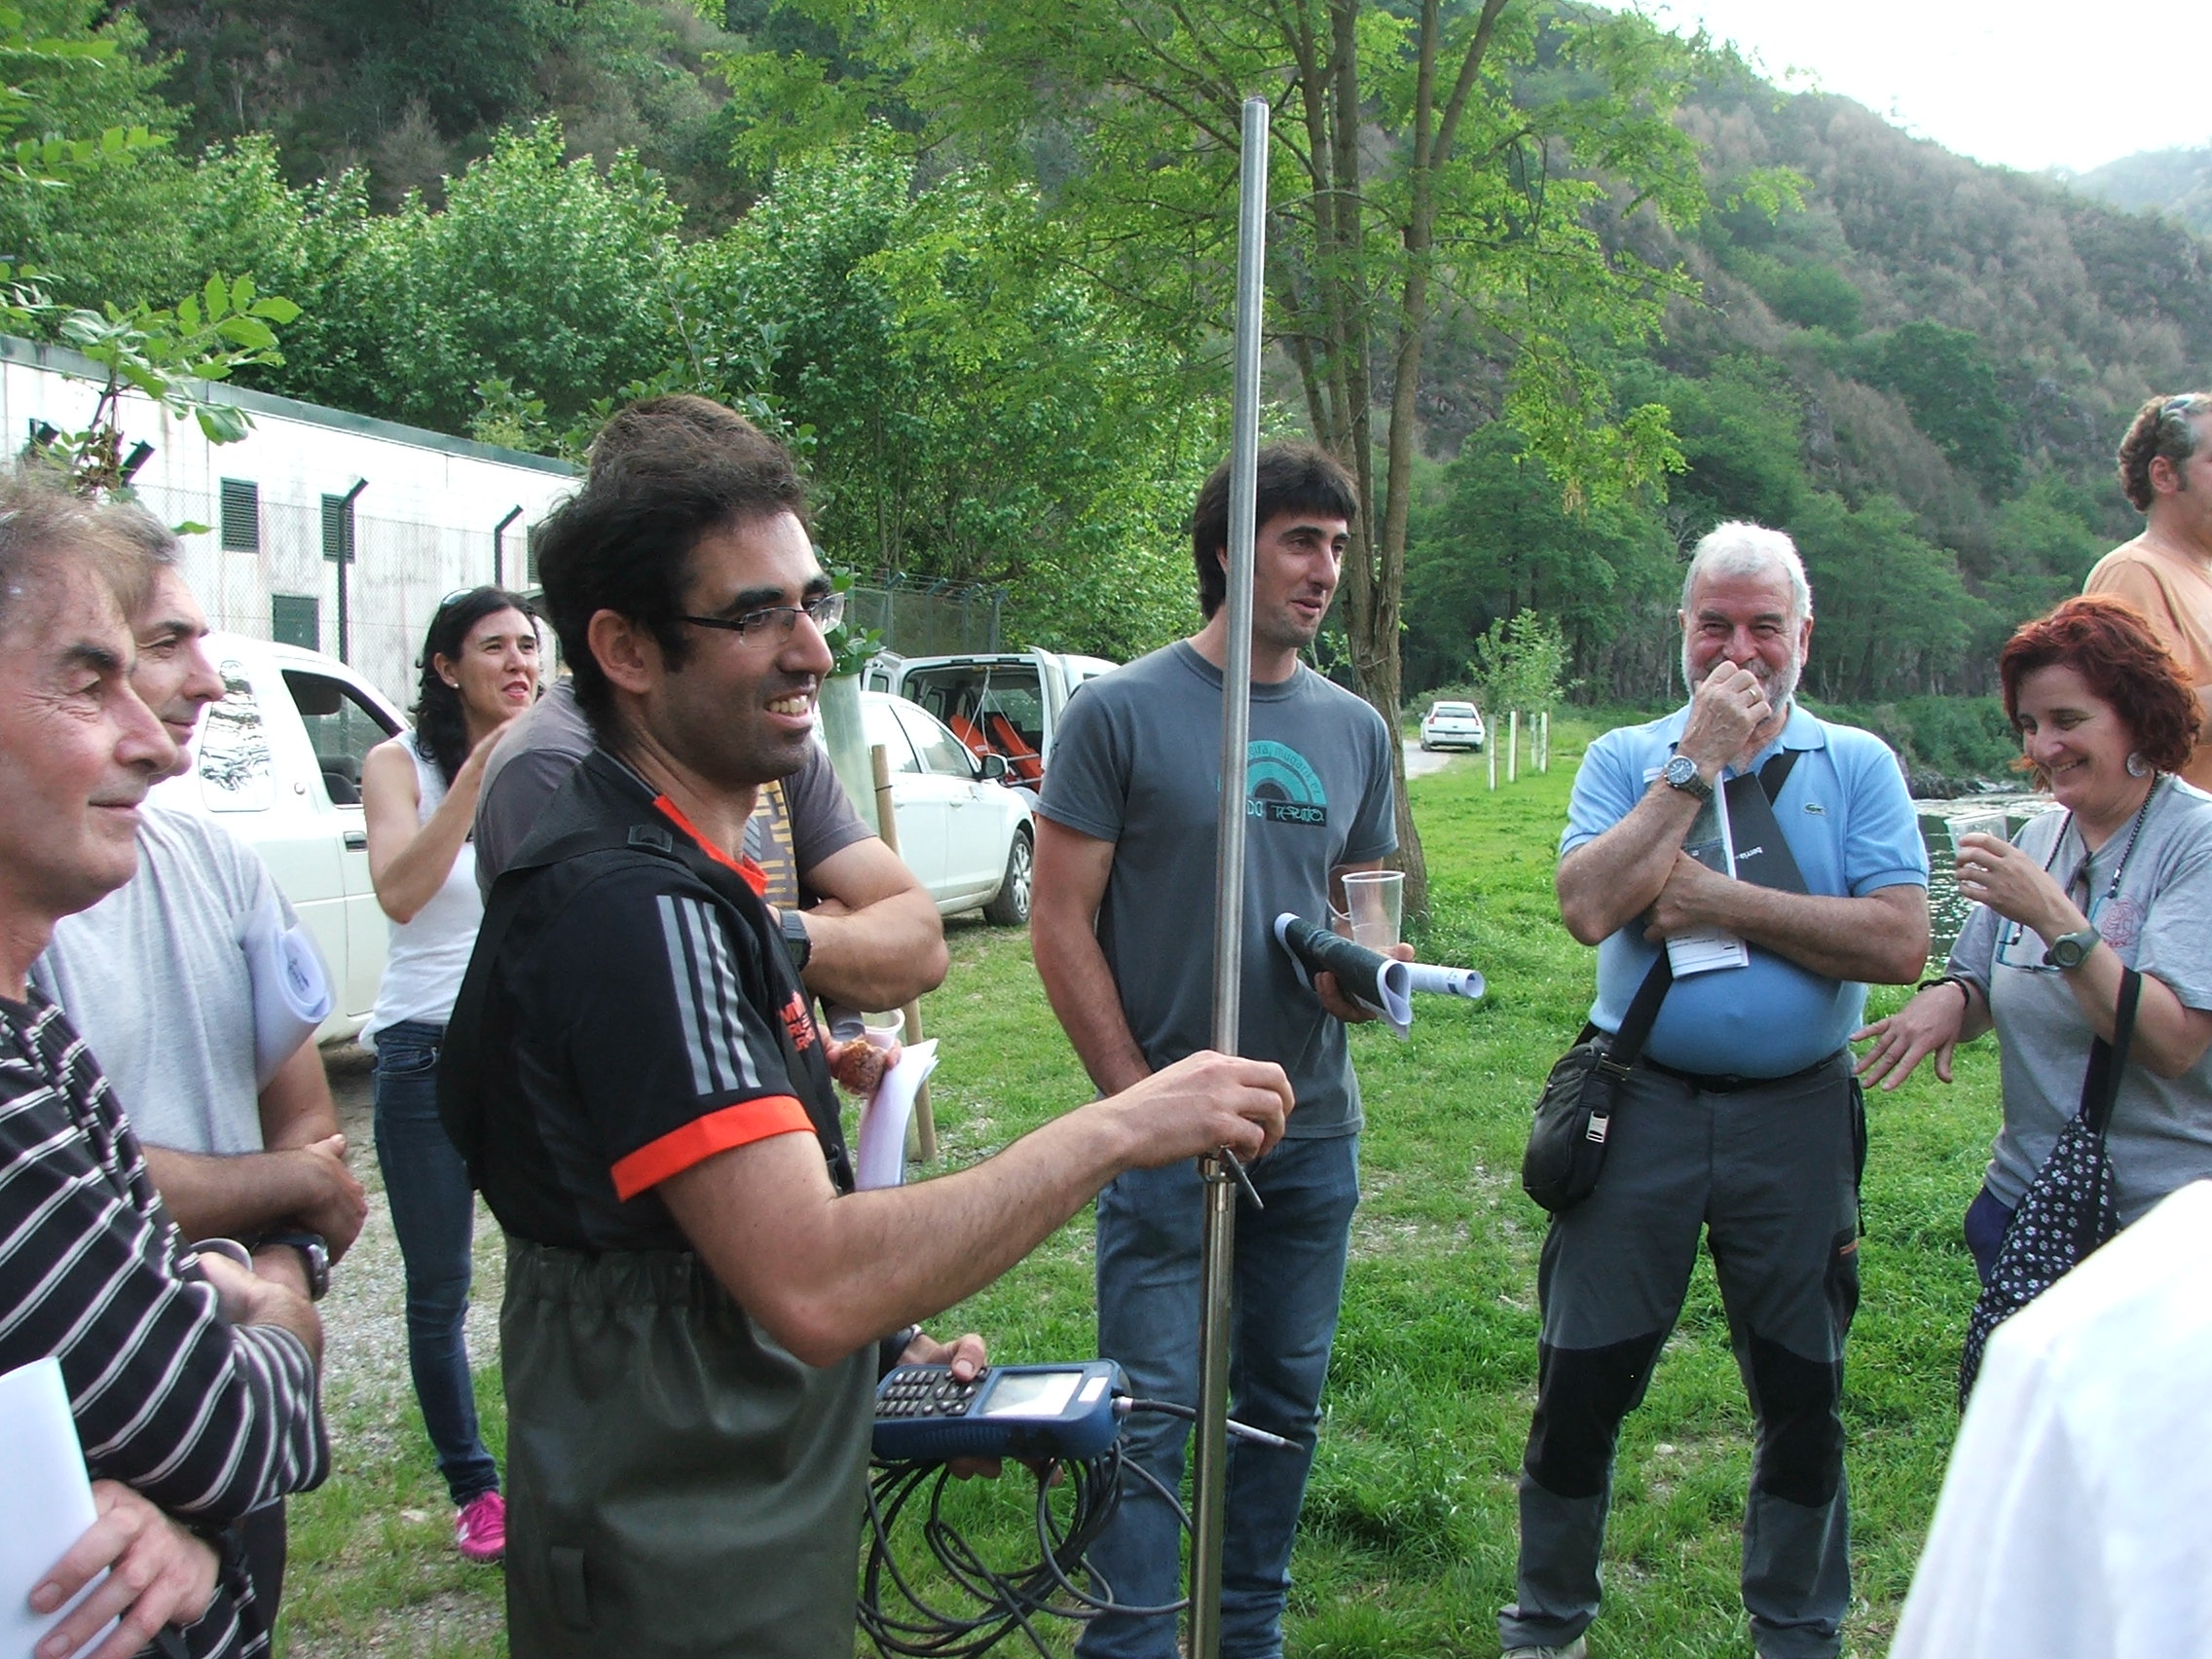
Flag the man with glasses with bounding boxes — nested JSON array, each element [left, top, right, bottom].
[[441, 418, 1297, 1658], [476, 395, 945, 1017], [1499, 523, 1928, 1659], [2087, 391, 2212, 791]]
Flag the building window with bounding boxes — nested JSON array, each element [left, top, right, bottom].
[[219, 479, 260, 552], [271, 595, 318, 651], [320, 493, 355, 564]]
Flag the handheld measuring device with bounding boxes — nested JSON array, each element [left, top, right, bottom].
[[872, 1360, 1124, 1462]]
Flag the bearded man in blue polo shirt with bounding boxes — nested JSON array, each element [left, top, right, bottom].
[[1498, 523, 1931, 1659]]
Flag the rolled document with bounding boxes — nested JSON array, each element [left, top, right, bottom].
[[1404, 962, 1485, 1000], [239, 890, 333, 1088], [856, 1039, 940, 1190], [1273, 914, 1413, 1039]]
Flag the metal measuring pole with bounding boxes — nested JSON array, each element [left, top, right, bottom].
[[1189, 92, 1271, 1659]]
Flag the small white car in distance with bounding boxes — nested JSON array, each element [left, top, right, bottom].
[[1419, 700, 1487, 752], [862, 691, 1036, 925]]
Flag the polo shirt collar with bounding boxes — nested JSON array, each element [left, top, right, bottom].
[[1663, 698, 1825, 778]]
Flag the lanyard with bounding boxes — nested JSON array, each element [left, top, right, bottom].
[[2048, 775, 2162, 914]]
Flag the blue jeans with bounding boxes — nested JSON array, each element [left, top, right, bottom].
[[373, 1019, 499, 1506], [1076, 1134, 1359, 1659]]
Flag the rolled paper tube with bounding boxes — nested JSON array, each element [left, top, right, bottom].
[[1272, 913, 1413, 1038], [1404, 962, 1485, 1000]]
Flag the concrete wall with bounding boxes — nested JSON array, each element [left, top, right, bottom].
[[0, 336, 578, 708]]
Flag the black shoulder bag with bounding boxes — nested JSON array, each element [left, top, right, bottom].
[[1521, 748, 1800, 1213], [1957, 966, 2140, 1406]]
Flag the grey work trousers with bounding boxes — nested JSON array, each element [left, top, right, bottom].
[[1498, 1051, 1864, 1659]]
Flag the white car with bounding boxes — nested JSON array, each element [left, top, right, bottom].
[[1419, 700, 1487, 752], [155, 633, 407, 1041], [862, 691, 1036, 924]]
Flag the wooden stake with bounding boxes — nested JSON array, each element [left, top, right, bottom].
[[868, 744, 935, 1161]]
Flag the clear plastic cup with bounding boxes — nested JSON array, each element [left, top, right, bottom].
[[1342, 869, 1404, 950], [861, 1010, 904, 1051]]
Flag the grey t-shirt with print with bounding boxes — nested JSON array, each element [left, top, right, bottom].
[[33, 802, 295, 1155], [1950, 777, 2212, 1223], [1038, 642, 1397, 1138]]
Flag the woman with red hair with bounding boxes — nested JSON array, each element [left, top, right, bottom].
[[1856, 594, 2212, 1280]]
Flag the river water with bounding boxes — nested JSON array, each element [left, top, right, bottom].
[[1914, 792, 2059, 961]]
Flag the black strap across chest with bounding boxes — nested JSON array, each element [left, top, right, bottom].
[[1601, 746, 1803, 1062], [437, 814, 854, 1200]]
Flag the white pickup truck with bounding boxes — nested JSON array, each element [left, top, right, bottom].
[[154, 633, 407, 1041], [866, 646, 1117, 790]]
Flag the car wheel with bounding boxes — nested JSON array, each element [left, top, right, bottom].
[[982, 828, 1033, 926], [1419, 737, 1433, 752]]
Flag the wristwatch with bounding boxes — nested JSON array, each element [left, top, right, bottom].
[[780, 907, 813, 973], [2043, 926, 2101, 971], [258, 1230, 330, 1301], [1660, 754, 1714, 802]]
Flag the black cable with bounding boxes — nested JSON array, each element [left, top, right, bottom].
[[858, 1403, 1209, 1658]]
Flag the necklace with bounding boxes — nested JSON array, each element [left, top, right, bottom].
[[2046, 774, 2163, 912]]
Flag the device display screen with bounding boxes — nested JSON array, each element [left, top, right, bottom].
[[980, 1371, 1082, 1419]]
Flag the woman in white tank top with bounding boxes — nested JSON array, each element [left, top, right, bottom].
[[359, 587, 539, 1564]]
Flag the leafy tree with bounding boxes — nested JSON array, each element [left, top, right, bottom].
[[684, 132, 1217, 656], [1468, 608, 1571, 716], [1856, 319, 2020, 498], [269, 121, 682, 432], [1405, 424, 1676, 699], [720, 0, 1737, 910], [1793, 490, 1980, 700]]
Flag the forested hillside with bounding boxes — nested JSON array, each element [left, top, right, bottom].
[[12, 0, 2212, 710], [2063, 146, 2212, 238]]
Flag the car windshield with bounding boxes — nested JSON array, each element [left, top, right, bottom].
[[1430, 703, 1475, 718]]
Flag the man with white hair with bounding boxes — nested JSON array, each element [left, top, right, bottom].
[[1497, 523, 1930, 1659]]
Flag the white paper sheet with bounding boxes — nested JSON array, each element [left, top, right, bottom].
[[0, 1356, 105, 1658], [856, 1040, 940, 1191], [1667, 787, 1750, 977]]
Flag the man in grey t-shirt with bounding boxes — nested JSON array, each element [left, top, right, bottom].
[[1032, 442, 1398, 1659]]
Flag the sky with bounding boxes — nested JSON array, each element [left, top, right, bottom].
[[1641, 1, 2212, 176]]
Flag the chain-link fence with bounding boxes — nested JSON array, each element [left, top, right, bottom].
[[846, 577, 1004, 657]]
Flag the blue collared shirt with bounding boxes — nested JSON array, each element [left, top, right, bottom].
[[1562, 702, 1928, 1076]]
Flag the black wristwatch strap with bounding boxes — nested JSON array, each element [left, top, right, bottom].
[[781, 907, 813, 972], [256, 1229, 329, 1300]]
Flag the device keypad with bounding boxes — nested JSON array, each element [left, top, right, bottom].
[[877, 1366, 988, 1419]]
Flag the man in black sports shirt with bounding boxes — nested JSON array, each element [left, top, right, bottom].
[[447, 423, 1296, 1659]]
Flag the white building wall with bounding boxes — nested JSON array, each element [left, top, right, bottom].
[[0, 335, 578, 708]]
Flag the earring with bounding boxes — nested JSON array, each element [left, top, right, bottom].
[[2127, 753, 2151, 777]]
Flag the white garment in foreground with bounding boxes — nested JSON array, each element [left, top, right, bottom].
[[1890, 1179, 2212, 1659]]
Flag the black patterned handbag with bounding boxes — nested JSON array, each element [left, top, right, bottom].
[[1957, 967, 2140, 1406]]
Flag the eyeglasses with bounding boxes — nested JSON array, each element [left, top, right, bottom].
[[680, 589, 846, 645]]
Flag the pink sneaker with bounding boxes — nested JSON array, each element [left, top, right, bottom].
[[455, 1491, 506, 1563]]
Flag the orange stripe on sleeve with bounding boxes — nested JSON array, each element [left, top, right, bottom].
[[609, 1096, 813, 1200]]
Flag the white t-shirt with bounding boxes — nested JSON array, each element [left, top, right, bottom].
[[361, 738, 482, 1045], [1891, 1180, 2212, 1658], [32, 801, 294, 1154]]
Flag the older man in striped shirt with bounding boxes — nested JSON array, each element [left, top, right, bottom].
[[0, 473, 326, 1659]]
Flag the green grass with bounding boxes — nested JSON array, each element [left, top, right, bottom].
[[282, 719, 2000, 1657]]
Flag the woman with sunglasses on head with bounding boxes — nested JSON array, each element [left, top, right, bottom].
[[1855, 594, 2212, 1282], [359, 586, 541, 1563]]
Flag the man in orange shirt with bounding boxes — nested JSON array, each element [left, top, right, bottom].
[[2086, 392, 2212, 791]]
